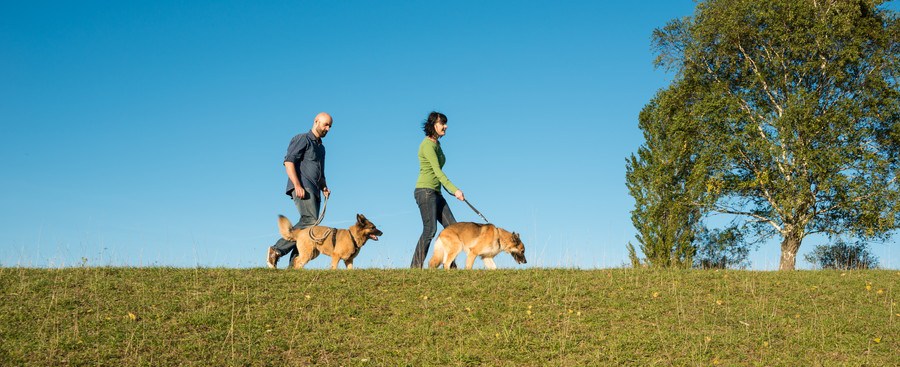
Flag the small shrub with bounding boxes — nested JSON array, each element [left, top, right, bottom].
[[693, 226, 752, 269], [804, 240, 879, 270]]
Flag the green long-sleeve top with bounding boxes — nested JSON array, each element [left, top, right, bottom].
[[415, 137, 459, 194]]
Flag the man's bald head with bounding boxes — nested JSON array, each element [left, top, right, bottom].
[[314, 112, 332, 125], [312, 112, 333, 139]]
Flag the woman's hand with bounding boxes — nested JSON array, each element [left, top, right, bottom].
[[454, 189, 465, 201]]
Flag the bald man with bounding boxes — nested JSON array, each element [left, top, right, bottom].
[[268, 112, 333, 268]]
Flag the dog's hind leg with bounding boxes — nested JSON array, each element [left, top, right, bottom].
[[291, 247, 317, 269], [428, 238, 445, 269], [290, 256, 308, 269], [428, 254, 442, 269]]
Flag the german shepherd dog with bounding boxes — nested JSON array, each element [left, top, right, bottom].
[[428, 222, 527, 270], [277, 214, 383, 269]]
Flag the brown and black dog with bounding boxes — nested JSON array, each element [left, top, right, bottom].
[[428, 222, 526, 270], [277, 214, 383, 270]]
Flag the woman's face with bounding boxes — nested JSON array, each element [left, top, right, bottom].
[[434, 119, 448, 137]]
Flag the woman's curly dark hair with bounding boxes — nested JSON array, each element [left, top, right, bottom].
[[422, 111, 447, 138]]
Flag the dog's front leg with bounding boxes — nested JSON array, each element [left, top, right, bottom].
[[344, 259, 353, 269], [465, 253, 477, 269], [482, 257, 497, 270], [330, 256, 340, 270]]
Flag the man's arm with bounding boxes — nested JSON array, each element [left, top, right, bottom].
[[284, 135, 309, 198], [284, 161, 305, 199]]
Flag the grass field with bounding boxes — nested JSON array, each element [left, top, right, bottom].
[[0, 267, 897, 366]]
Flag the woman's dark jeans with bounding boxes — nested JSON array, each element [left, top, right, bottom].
[[411, 188, 457, 268]]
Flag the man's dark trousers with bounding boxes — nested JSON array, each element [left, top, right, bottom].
[[272, 189, 321, 263]]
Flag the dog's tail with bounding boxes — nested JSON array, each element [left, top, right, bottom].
[[428, 237, 445, 269], [277, 215, 295, 241]]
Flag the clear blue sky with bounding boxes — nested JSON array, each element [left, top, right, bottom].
[[2, 1, 897, 269]]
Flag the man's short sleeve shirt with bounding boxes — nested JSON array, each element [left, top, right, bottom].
[[284, 130, 326, 196]]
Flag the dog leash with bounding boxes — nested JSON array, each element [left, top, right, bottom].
[[463, 198, 491, 223], [307, 193, 332, 242], [312, 192, 328, 227]]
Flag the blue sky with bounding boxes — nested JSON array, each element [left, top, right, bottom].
[[2, 1, 897, 269]]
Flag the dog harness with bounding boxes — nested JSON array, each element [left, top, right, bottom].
[[308, 226, 364, 252], [308, 227, 337, 247]]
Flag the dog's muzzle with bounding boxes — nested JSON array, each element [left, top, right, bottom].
[[512, 252, 527, 264], [369, 230, 383, 241]]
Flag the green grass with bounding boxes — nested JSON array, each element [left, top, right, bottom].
[[0, 268, 897, 366]]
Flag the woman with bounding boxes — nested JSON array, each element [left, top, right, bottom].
[[411, 111, 465, 268]]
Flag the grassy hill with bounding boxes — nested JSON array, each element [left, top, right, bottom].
[[0, 267, 896, 366]]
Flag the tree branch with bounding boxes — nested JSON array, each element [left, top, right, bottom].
[[700, 202, 783, 233], [737, 43, 784, 117]]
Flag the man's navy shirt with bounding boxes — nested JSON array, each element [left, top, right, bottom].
[[284, 130, 326, 197]]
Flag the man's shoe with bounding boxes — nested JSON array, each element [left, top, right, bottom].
[[267, 247, 280, 269]]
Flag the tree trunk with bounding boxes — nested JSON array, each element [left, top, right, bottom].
[[779, 227, 803, 270]]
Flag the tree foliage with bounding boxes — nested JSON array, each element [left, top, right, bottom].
[[634, 0, 900, 270], [626, 85, 710, 268], [693, 225, 753, 269]]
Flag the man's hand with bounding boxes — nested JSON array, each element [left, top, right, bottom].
[[322, 187, 331, 199], [454, 189, 465, 201], [294, 186, 306, 200]]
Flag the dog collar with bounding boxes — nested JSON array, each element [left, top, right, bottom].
[[350, 231, 360, 248]]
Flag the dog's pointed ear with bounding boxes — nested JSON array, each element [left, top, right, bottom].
[[357, 214, 366, 223]]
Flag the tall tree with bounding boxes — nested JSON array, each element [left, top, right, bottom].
[[650, 0, 900, 270], [626, 84, 709, 268]]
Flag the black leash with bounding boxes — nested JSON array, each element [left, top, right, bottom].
[[463, 198, 490, 223]]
